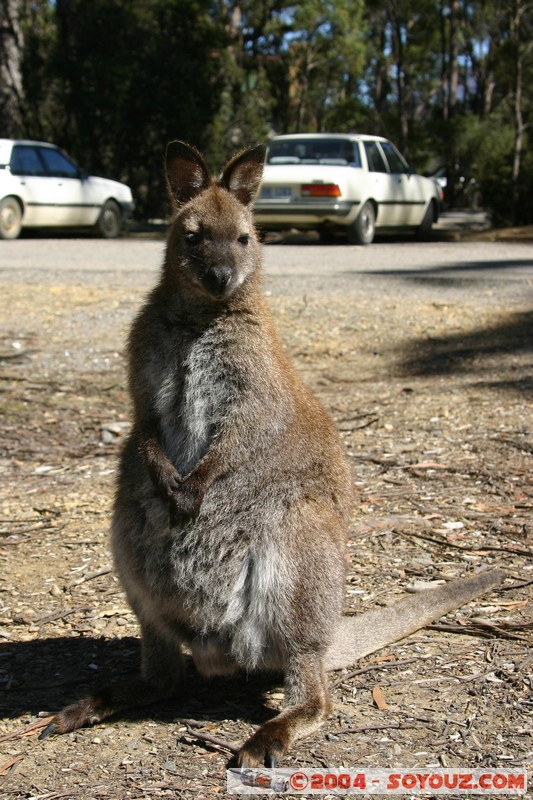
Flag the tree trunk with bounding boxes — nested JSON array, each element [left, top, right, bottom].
[[0, 0, 24, 135], [448, 0, 459, 118], [510, 0, 527, 226], [389, 0, 409, 155], [440, 0, 448, 120]]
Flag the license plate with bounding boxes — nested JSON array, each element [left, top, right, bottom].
[[260, 186, 292, 200]]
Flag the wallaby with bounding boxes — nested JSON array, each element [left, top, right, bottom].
[[40, 142, 505, 766]]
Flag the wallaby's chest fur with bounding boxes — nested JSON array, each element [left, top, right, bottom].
[[155, 322, 238, 477]]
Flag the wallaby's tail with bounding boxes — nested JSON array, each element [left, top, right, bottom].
[[325, 568, 505, 671]]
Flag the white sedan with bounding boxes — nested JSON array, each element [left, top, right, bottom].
[[254, 133, 441, 244], [0, 139, 134, 239]]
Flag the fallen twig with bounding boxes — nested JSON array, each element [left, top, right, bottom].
[[335, 722, 407, 736], [182, 725, 240, 755], [177, 717, 216, 728], [33, 605, 93, 626], [1, 523, 69, 544], [331, 657, 420, 689], [394, 529, 533, 558], [427, 620, 533, 643], [500, 577, 533, 591], [66, 565, 113, 589], [0, 716, 55, 744], [21, 792, 81, 800], [0, 754, 25, 776]]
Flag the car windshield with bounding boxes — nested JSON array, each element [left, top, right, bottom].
[[267, 138, 361, 167]]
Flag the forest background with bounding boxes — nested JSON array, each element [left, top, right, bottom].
[[0, 0, 531, 225]]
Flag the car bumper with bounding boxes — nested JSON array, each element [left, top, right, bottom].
[[254, 200, 359, 228], [121, 200, 135, 222]]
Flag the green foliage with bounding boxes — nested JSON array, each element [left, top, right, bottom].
[[459, 114, 530, 226], [322, 97, 380, 135], [203, 43, 273, 170], [17, 0, 226, 217]]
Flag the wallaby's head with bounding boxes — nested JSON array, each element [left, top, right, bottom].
[[164, 141, 266, 303]]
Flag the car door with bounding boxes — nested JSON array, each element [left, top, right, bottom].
[[8, 145, 62, 226], [379, 141, 427, 224], [362, 141, 399, 226], [36, 146, 92, 226]]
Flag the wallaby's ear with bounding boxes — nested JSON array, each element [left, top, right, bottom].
[[165, 141, 211, 207], [219, 144, 266, 206]]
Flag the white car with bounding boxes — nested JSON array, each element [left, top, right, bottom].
[[254, 133, 441, 244], [0, 139, 134, 239]]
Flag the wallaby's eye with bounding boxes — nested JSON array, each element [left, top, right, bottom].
[[238, 234, 250, 246], [184, 230, 202, 247]]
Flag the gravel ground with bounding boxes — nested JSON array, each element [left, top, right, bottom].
[[0, 232, 531, 799]]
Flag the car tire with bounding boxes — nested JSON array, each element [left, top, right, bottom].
[[417, 200, 436, 240], [0, 197, 23, 240], [347, 201, 375, 245], [96, 200, 122, 238]]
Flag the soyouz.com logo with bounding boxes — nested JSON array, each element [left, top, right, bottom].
[[227, 768, 528, 795]]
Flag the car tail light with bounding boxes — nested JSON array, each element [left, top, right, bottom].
[[301, 183, 341, 198]]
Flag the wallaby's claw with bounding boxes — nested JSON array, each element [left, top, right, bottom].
[[161, 472, 181, 499], [38, 721, 58, 740], [237, 747, 281, 769]]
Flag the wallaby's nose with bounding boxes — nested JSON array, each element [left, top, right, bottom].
[[204, 265, 233, 298]]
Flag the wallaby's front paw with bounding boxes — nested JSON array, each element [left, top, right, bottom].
[[154, 462, 182, 500], [170, 479, 204, 522]]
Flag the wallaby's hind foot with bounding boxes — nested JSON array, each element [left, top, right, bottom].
[[39, 675, 178, 739], [40, 622, 185, 739], [237, 704, 329, 768], [237, 655, 330, 768]]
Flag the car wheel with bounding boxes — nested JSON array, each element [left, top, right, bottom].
[[97, 200, 122, 238], [0, 197, 23, 240], [417, 200, 436, 240], [347, 201, 375, 245]]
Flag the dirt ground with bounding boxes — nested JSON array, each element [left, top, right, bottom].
[[0, 235, 531, 799]]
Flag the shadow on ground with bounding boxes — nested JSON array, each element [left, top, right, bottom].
[[0, 636, 276, 729], [398, 310, 533, 390], [364, 258, 533, 286]]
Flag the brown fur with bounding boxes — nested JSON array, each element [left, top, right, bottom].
[[40, 142, 504, 766]]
